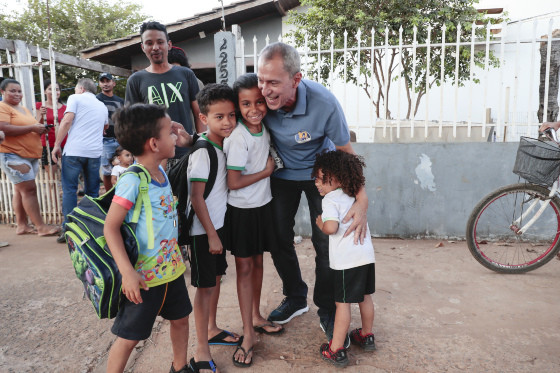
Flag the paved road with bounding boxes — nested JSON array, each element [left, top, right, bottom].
[[1, 225, 559, 372]]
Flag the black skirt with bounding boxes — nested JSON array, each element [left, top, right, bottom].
[[224, 201, 277, 258]]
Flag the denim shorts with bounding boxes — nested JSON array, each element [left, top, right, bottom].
[[0, 152, 40, 184], [101, 137, 119, 176]]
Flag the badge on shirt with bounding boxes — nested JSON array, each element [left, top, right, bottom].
[[295, 131, 311, 143]]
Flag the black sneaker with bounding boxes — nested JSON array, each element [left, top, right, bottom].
[[267, 297, 309, 324], [349, 328, 376, 351], [56, 233, 66, 244], [320, 341, 348, 368], [169, 363, 193, 373], [320, 318, 350, 349]]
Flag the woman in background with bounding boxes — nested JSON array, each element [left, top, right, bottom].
[[0, 78, 60, 236], [36, 79, 67, 171]]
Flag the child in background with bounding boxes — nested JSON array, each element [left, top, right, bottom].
[[223, 73, 280, 368], [111, 146, 134, 185], [312, 150, 376, 368], [104, 104, 191, 373], [187, 84, 239, 373]]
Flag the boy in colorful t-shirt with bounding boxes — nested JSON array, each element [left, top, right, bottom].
[[103, 103, 192, 373]]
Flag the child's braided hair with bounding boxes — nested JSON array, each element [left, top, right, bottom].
[[312, 150, 366, 197]]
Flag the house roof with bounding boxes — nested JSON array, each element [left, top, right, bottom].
[[81, 0, 300, 70]]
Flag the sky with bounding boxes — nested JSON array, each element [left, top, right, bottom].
[[2, 0, 236, 24], [3, 0, 559, 25], [136, 0, 236, 24]]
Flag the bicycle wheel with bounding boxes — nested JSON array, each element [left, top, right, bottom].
[[466, 183, 560, 273]]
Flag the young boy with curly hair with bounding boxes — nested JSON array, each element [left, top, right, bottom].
[[312, 150, 376, 368]]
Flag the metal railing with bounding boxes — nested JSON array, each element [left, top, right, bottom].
[[237, 17, 560, 142]]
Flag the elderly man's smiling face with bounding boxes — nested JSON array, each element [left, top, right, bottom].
[[257, 54, 302, 112]]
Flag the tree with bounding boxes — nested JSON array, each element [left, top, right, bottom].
[[288, 0, 502, 119], [0, 0, 147, 98], [537, 29, 560, 123]]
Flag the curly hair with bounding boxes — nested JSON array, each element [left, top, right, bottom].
[[140, 21, 169, 41], [312, 150, 366, 197]]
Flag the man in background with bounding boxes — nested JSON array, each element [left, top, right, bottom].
[[125, 21, 203, 165], [97, 72, 124, 191], [52, 78, 108, 243]]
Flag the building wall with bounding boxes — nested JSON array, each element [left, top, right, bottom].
[[293, 142, 521, 238], [130, 14, 283, 73]]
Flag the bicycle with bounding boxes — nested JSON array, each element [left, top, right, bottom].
[[466, 129, 560, 273]]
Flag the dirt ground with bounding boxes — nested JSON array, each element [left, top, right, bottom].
[[1, 224, 560, 373]]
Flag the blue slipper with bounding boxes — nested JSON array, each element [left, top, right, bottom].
[[208, 330, 239, 346]]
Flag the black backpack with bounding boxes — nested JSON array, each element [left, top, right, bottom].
[[168, 137, 218, 246]]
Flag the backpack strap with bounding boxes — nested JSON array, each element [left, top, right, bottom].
[[125, 164, 155, 251], [186, 139, 219, 232], [202, 140, 219, 200]]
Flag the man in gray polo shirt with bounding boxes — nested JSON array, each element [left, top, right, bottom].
[[257, 42, 369, 343]]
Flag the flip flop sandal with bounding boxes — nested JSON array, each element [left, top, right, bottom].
[[232, 336, 254, 368], [189, 357, 217, 373], [208, 329, 239, 345], [38, 226, 62, 237], [253, 322, 285, 335], [16, 229, 38, 235]]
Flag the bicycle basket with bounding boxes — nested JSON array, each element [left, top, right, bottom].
[[513, 136, 560, 187]]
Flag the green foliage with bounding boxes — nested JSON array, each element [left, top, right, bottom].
[[288, 0, 504, 119], [0, 0, 147, 100]]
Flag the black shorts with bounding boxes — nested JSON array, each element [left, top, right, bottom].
[[111, 275, 192, 341], [190, 227, 228, 288], [224, 201, 276, 258], [333, 263, 375, 303]]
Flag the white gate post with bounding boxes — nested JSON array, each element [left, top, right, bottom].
[[13, 40, 34, 112], [232, 24, 245, 78], [214, 31, 237, 87]]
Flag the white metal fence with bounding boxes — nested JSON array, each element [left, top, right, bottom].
[[237, 16, 560, 143], [0, 41, 63, 225], [0, 38, 128, 225]]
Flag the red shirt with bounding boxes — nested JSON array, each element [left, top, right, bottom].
[[35, 102, 67, 148]]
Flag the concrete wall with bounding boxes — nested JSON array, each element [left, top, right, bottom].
[[293, 142, 521, 238]]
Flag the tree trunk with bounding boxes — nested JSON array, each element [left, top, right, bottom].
[[537, 29, 560, 123]]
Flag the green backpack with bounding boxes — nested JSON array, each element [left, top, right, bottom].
[[64, 165, 154, 319]]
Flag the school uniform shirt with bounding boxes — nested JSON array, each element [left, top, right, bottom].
[[111, 164, 127, 178], [113, 166, 186, 287], [322, 188, 375, 270], [223, 120, 272, 208], [186, 134, 228, 236]]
